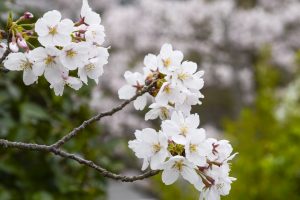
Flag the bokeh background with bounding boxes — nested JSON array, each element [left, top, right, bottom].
[[1, 0, 300, 199]]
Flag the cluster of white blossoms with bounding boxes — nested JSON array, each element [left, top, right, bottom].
[[118, 44, 204, 119], [123, 44, 236, 200], [3, 0, 108, 96]]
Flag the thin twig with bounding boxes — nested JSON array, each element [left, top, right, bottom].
[[0, 139, 160, 182], [51, 80, 157, 148]]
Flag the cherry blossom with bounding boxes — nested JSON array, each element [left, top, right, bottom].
[[4, 52, 37, 85], [35, 10, 74, 47], [161, 156, 198, 185], [128, 128, 169, 170]]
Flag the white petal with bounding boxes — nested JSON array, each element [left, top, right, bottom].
[[172, 135, 187, 145], [144, 54, 158, 70], [53, 34, 71, 47], [160, 43, 172, 59], [43, 10, 61, 26], [66, 77, 82, 90], [118, 85, 136, 99], [186, 114, 200, 129], [38, 35, 54, 47], [78, 68, 88, 84], [23, 70, 38, 85], [44, 66, 64, 84], [141, 158, 149, 171], [32, 62, 45, 76], [182, 61, 197, 74], [50, 81, 65, 96], [162, 169, 179, 185], [57, 19, 74, 35], [4, 53, 25, 71], [35, 19, 48, 36], [181, 166, 199, 184], [145, 109, 159, 121], [133, 95, 147, 110]]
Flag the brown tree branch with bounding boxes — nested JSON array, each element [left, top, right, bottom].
[[51, 79, 157, 148], [0, 139, 160, 182]]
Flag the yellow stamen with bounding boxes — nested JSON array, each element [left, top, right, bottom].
[[152, 143, 161, 153], [48, 26, 58, 35], [163, 58, 171, 68], [180, 126, 188, 136], [20, 60, 33, 70], [45, 55, 55, 65], [173, 160, 184, 171], [66, 49, 77, 58], [189, 144, 197, 153]]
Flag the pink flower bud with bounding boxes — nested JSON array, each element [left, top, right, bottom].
[[17, 37, 28, 49], [9, 42, 19, 52], [23, 12, 34, 19]]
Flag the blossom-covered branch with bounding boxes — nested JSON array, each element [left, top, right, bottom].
[[0, 139, 159, 182]]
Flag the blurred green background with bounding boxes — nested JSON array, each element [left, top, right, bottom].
[[1, 0, 300, 199]]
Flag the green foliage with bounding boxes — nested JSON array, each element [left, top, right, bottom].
[[0, 71, 122, 199], [224, 48, 300, 200]]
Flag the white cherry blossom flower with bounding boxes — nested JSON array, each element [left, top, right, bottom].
[[81, 0, 101, 25], [49, 69, 82, 96], [4, 52, 37, 85], [171, 61, 205, 91], [60, 42, 90, 70], [30, 46, 63, 84], [85, 24, 105, 45], [161, 156, 198, 185], [205, 139, 237, 163], [35, 10, 74, 47], [9, 41, 19, 52], [145, 103, 174, 121], [162, 111, 201, 144], [128, 128, 169, 170], [144, 53, 159, 72], [158, 43, 183, 74], [118, 71, 148, 110], [155, 82, 184, 106], [78, 46, 109, 84], [199, 164, 236, 200], [185, 130, 210, 166]]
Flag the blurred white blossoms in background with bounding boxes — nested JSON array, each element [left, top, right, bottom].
[[3, 0, 108, 96], [126, 44, 236, 200]]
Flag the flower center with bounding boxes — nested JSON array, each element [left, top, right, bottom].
[[178, 73, 189, 81], [85, 63, 95, 72], [20, 59, 33, 70], [173, 160, 184, 171], [48, 26, 58, 35], [45, 55, 56, 65], [163, 58, 171, 68], [160, 107, 169, 120], [163, 84, 172, 94], [152, 143, 161, 153], [66, 49, 77, 58], [180, 125, 188, 136], [189, 144, 197, 153]]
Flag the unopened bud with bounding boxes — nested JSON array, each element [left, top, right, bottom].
[[17, 37, 28, 49], [9, 41, 19, 52], [23, 12, 34, 19]]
